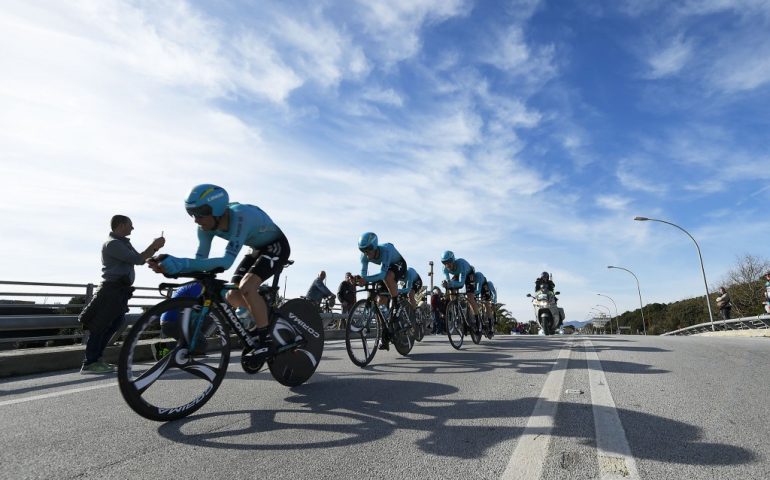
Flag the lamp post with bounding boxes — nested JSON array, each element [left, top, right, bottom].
[[597, 293, 620, 334], [634, 216, 714, 329], [595, 304, 613, 334], [607, 265, 647, 335]]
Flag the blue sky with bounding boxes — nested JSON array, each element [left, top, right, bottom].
[[2, 0, 769, 326]]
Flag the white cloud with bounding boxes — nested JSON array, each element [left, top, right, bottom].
[[646, 35, 693, 78], [595, 195, 632, 211], [616, 158, 668, 195]]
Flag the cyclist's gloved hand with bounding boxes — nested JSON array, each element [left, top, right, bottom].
[[159, 255, 189, 275]]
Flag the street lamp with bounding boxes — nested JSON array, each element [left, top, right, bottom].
[[597, 293, 620, 334], [634, 216, 715, 329], [607, 265, 647, 335], [595, 304, 613, 334]]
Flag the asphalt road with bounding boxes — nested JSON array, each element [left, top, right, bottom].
[[1, 334, 769, 479]]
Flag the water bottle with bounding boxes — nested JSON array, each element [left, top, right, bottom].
[[236, 307, 256, 330]]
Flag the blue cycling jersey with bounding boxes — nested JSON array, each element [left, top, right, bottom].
[[486, 281, 498, 303], [163, 203, 282, 274], [160, 282, 203, 325], [398, 267, 420, 295], [360, 243, 402, 283], [443, 258, 473, 289], [474, 271, 487, 296]]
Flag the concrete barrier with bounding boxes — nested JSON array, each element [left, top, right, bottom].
[[0, 329, 346, 378]]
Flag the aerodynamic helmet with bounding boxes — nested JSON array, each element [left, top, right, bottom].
[[185, 184, 229, 217]]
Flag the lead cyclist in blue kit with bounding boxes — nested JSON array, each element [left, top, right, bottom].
[[149, 184, 290, 363]]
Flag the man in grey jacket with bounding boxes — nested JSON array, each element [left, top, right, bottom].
[[78, 215, 165, 373], [306, 270, 335, 309]]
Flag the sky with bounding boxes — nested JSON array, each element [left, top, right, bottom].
[[2, 0, 770, 326]]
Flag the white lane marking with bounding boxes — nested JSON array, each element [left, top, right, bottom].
[[501, 343, 572, 480], [0, 382, 117, 407], [585, 339, 641, 480]]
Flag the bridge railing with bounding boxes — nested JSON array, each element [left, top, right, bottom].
[[661, 314, 770, 336], [0, 280, 346, 348]]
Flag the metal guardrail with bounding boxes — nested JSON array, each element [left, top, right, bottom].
[[662, 314, 770, 336], [0, 280, 347, 348]]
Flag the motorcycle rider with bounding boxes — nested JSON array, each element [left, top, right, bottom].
[[535, 271, 555, 293]]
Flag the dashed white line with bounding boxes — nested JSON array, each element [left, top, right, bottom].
[[585, 339, 641, 480], [0, 382, 117, 407], [501, 343, 572, 480]]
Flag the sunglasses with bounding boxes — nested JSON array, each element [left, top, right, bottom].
[[186, 205, 213, 218]]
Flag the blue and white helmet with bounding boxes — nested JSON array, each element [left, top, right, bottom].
[[185, 184, 229, 217], [358, 232, 378, 251], [441, 250, 455, 263]]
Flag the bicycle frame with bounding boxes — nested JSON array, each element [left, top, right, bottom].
[[159, 258, 291, 353]]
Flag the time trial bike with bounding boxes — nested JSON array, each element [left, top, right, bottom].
[[345, 282, 415, 367], [117, 259, 324, 422]]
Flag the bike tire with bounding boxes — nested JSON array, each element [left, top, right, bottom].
[[345, 299, 380, 367], [392, 306, 415, 357], [469, 311, 482, 345], [269, 298, 325, 386], [446, 301, 464, 350], [118, 297, 231, 422], [415, 317, 425, 342]]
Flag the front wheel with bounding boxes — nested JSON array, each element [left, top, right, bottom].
[[446, 301, 464, 350], [118, 297, 231, 422], [392, 306, 415, 357], [346, 299, 380, 367], [469, 312, 482, 345]]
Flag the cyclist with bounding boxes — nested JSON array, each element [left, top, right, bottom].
[[149, 184, 290, 362], [355, 232, 407, 351], [440, 250, 479, 321], [398, 267, 423, 309], [478, 274, 497, 332]]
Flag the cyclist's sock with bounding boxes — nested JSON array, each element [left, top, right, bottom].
[[254, 326, 270, 344]]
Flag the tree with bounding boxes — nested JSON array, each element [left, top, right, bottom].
[[493, 303, 516, 333]]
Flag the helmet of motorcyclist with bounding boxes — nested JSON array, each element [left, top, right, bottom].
[[540, 271, 549, 279], [441, 250, 455, 264], [358, 232, 378, 252], [185, 184, 229, 217]]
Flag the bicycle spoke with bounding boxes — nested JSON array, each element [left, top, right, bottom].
[[132, 354, 176, 395], [180, 358, 221, 383]]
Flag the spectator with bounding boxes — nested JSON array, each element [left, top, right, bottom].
[[430, 287, 445, 334], [306, 270, 335, 311], [337, 272, 357, 322], [715, 287, 731, 320], [78, 215, 165, 374], [764, 272, 770, 314]]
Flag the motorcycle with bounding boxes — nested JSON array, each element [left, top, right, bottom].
[[526, 287, 564, 335]]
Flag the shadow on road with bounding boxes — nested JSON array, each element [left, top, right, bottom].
[[157, 376, 756, 466]]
